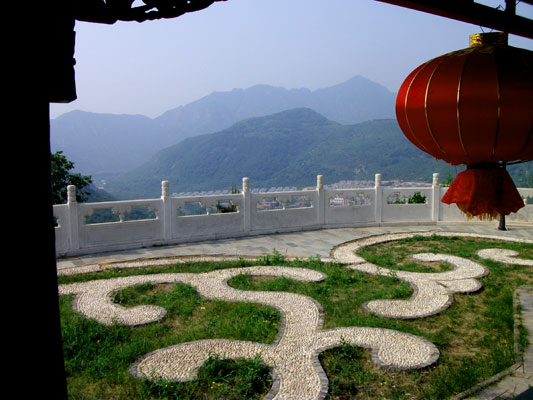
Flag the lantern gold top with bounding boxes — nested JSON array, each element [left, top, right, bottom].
[[469, 32, 508, 47]]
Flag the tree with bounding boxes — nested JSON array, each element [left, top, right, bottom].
[[51, 151, 93, 204], [519, 170, 533, 188], [408, 191, 427, 204], [441, 172, 454, 187]]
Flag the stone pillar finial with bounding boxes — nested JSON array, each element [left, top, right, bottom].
[[431, 173, 441, 222], [242, 177, 250, 193], [162, 180, 169, 197], [433, 173, 439, 187], [67, 185, 77, 203], [317, 175, 323, 190], [375, 174, 382, 188]]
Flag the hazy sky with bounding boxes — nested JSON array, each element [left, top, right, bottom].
[[50, 0, 533, 119]]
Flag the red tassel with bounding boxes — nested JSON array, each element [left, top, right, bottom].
[[441, 165, 524, 220]]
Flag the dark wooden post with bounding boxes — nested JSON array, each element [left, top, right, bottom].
[[36, 102, 69, 399], [12, 0, 76, 397], [498, 209, 507, 231], [498, 161, 507, 231]]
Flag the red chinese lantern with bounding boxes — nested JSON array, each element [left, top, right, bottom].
[[395, 32, 533, 221]]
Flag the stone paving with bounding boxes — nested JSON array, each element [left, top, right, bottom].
[[56, 222, 533, 271], [57, 222, 533, 399]]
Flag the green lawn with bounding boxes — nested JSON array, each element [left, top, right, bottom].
[[58, 235, 532, 399]]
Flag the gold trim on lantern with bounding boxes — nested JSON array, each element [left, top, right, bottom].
[[456, 53, 471, 156], [425, 59, 447, 155], [469, 32, 508, 47], [404, 63, 430, 152]]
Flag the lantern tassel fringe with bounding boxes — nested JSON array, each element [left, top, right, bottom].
[[442, 166, 524, 219]]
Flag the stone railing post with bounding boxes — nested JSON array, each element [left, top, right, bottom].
[[67, 185, 80, 251], [374, 174, 382, 224], [161, 180, 172, 241], [242, 177, 251, 234], [431, 173, 440, 221], [316, 174, 325, 226]]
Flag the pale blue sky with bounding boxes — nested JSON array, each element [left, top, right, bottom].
[[50, 0, 533, 119]]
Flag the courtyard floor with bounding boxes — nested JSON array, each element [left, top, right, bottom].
[[57, 221, 533, 399]]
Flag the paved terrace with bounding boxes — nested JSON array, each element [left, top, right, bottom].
[[56, 222, 533, 399], [57, 222, 533, 270]]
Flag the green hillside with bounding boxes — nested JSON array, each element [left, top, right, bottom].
[[105, 108, 466, 199], [51, 76, 395, 178]]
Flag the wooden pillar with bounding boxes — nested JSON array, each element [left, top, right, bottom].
[[36, 103, 69, 399], [498, 162, 508, 231], [13, 0, 76, 396]]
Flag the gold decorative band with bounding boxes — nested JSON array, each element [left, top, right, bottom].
[[424, 59, 447, 156], [469, 32, 508, 47], [404, 66, 429, 152], [456, 53, 470, 156]]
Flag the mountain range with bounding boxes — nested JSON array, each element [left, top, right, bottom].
[[103, 108, 461, 200], [51, 75, 396, 177], [50, 75, 530, 201]]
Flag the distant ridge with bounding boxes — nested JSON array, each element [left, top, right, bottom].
[[154, 75, 396, 134], [104, 108, 460, 200], [51, 76, 396, 177]]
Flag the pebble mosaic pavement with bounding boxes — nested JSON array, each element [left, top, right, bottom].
[[57, 231, 533, 400]]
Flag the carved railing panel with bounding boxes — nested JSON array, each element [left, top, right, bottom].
[[255, 192, 313, 211], [176, 195, 242, 217], [82, 202, 159, 224], [328, 191, 372, 207]]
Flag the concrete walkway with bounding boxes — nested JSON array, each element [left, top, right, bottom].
[[56, 221, 533, 399], [56, 221, 533, 270]]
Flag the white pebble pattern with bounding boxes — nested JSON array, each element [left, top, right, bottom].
[[347, 254, 487, 319], [59, 266, 439, 400], [58, 231, 532, 400], [126, 267, 439, 400], [332, 231, 531, 319], [477, 248, 533, 266]]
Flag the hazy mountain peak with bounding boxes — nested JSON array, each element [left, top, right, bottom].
[[51, 75, 395, 178]]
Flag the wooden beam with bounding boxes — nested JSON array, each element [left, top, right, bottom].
[[375, 0, 533, 40]]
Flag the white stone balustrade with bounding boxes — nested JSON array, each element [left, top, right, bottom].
[[53, 174, 533, 257]]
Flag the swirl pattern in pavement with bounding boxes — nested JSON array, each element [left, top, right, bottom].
[[58, 231, 532, 400], [59, 266, 439, 400]]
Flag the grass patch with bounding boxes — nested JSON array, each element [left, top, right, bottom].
[[58, 236, 532, 399], [137, 354, 271, 400]]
